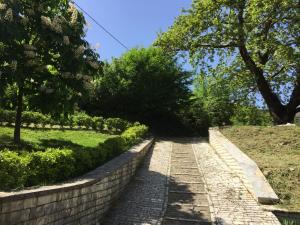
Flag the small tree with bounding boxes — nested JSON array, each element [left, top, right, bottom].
[[0, 0, 100, 143]]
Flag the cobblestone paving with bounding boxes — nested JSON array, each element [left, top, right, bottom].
[[192, 139, 281, 225], [102, 138, 280, 225], [162, 138, 212, 225], [102, 140, 172, 225]]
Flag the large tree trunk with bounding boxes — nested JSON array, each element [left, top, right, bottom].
[[236, 6, 300, 124], [14, 84, 23, 144], [238, 46, 300, 124]]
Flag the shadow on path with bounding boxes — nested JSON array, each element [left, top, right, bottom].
[[102, 138, 212, 225]]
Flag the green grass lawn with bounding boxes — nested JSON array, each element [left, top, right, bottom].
[[221, 126, 300, 211], [0, 126, 112, 151]]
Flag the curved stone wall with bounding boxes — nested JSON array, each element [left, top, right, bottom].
[[0, 139, 154, 225]]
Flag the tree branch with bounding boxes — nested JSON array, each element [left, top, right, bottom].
[[268, 67, 285, 80], [193, 42, 240, 49]]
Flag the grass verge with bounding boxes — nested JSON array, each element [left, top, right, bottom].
[[220, 126, 300, 211]]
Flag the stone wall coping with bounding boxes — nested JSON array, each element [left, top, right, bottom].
[[209, 128, 279, 204], [0, 138, 154, 203]]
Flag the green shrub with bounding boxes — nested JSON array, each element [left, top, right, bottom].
[[0, 109, 15, 125], [101, 136, 127, 159], [72, 148, 94, 174], [92, 116, 104, 131], [72, 112, 94, 129], [22, 111, 50, 127], [105, 118, 131, 134], [0, 120, 149, 191], [231, 105, 272, 126], [0, 150, 30, 191], [121, 125, 149, 146], [27, 148, 76, 186]]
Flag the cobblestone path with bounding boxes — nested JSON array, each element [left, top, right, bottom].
[[102, 138, 280, 225], [162, 139, 212, 225], [102, 140, 172, 225], [193, 140, 280, 225]]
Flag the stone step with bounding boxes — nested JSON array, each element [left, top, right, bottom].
[[167, 192, 209, 205], [171, 161, 198, 167], [167, 203, 209, 207], [169, 181, 205, 185], [169, 183, 206, 193], [170, 174, 203, 183], [171, 172, 200, 176], [172, 156, 195, 160], [164, 204, 211, 221], [162, 217, 212, 225], [169, 190, 206, 194], [172, 166, 199, 169], [172, 152, 192, 155], [171, 168, 199, 175]]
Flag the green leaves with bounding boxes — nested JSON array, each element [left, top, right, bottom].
[[90, 47, 191, 124], [0, 0, 101, 117], [155, 0, 300, 123]]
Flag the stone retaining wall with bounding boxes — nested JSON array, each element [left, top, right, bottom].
[[0, 139, 154, 225]]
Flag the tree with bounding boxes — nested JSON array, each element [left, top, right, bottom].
[[0, 0, 100, 143], [155, 0, 300, 124], [82, 47, 193, 134], [194, 69, 235, 126]]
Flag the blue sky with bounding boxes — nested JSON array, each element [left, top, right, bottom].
[[74, 0, 192, 61]]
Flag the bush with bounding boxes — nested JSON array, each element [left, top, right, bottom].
[[0, 109, 15, 125], [230, 105, 272, 126], [0, 150, 30, 191], [0, 123, 149, 191], [22, 111, 50, 127], [92, 116, 105, 131], [121, 125, 149, 146], [105, 118, 131, 134], [71, 148, 94, 174], [72, 112, 94, 129], [27, 148, 76, 186], [101, 136, 127, 159]]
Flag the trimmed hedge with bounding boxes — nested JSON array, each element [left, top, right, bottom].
[[0, 150, 30, 191], [121, 124, 149, 146], [0, 109, 133, 134], [0, 124, 149, 191], [105, 118, 131, 134]]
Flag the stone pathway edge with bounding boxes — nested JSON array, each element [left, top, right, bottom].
[[209, 128, 279, 205]]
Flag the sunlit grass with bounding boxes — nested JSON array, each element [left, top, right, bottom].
[[0, 126, 112, 151], [221, 126, 300, 211]]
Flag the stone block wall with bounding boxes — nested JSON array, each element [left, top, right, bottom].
[[0, 139, 153, 225]]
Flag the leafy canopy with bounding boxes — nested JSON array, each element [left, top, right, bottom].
[[156, 0, 299, 109], [84, 47, 192, 128], [0, 0, 100, 115]]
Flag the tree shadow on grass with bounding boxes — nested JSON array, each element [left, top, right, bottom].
[[38, 138, 94, 151], [0, 134, 41, 152], [0, 134, 96, 153]]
